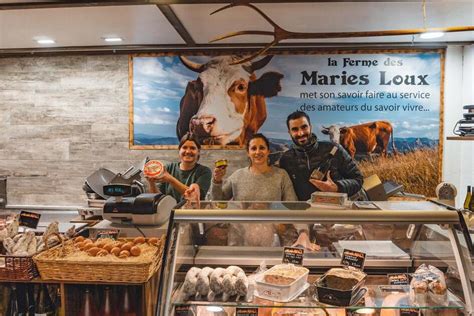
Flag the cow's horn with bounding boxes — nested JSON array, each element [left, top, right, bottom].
[[179, 56, 205, 73], [244, 55, 274, 73]]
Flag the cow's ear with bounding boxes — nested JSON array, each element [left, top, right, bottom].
[[340, 127, 348, 134], [248, 72, 284, 97], [321, 129, 329, 135], [369, 122, 377, 129]]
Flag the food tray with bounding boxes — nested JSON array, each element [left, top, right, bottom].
[[255, 264, 309, 302], [314, 286, 367, 307], [255, 282, 310, 303], [315, 271, 366, 306]]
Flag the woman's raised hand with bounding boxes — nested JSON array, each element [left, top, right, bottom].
[[213, 166, 227, 183]]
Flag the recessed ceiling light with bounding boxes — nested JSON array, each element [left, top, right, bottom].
[[36, 39, 55, 44], [419, 31, 445, 39], [206, 306, 223, 312], [104, 37, 123, 42]]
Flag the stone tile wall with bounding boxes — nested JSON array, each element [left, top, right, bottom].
[[0, 55, 249, 206]]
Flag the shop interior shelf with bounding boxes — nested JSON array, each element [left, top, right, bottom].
[[189, 246, 412, 268], [171, 283, 464, 311], [446, 136, 474, 141]]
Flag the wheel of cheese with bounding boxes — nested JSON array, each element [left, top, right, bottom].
[[209, 268, 226, 295], [183, 267, 201, 298], [144, 160, 165, 178], [196, 267, 214, 296]]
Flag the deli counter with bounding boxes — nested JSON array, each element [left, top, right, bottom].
[[157, 201, 474, 316]]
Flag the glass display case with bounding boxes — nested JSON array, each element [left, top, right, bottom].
[[157, 201, 474, 316]]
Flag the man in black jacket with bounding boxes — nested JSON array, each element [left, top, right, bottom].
[[280, 111, 363, 201], [280, 111, 364, 251]]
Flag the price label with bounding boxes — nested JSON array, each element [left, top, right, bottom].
[[282, 246, 304, 265], [236, 307, 258, 316], [388, 273, 410, 285], [175, 305, 192, 316], [341, 249, 366, 270], [400, 308, 419, 316], [94, 229, 120, 240], [19, 211, 41, 229]]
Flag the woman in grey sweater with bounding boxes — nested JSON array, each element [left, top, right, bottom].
[[210, 134, 319, 251], [210, 135, 296, 201]]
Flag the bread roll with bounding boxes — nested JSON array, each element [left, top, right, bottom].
[[87, 247, 101, 256], [74, 236, 85, 243], [119, 250, 130, 258], [130, 246, 141, 256], [111, 247, 121, 256], [121, 242, 134, 252], [134, 237, 146, 244]]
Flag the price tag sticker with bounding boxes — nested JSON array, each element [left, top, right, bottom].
[[236, 307, 258, 316], [388, 273, 410, 285], [175, 305, 192, 316], [341, 249, 366, 270], [19, 211, 41, 229], [400, 308, 419, 316], [95, 229, 120, 240], [282, 246, 304, 265]]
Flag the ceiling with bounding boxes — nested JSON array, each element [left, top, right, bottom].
[[0, 0, 473, 55]]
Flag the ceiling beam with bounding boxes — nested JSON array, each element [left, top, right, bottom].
[[0, 42, 456, 57], [157, 4, 195, 46], [0, 0, 438, 10]]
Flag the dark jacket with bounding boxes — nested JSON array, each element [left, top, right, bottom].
[[279, 136, 363, 201]]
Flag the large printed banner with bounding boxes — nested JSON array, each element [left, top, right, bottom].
[[130, 50, 444, 195]]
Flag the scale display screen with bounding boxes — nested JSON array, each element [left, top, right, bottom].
[[103, 184, 132, 196]]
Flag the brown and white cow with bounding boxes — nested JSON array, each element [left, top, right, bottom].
[[177, 55, 283, 146], [321, 121, 396, 158]]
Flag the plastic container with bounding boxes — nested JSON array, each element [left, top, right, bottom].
[[214, 159, 228, 168], [315, 270, 366, 306], [255, 264, 309, 302], [311, 192, 347, 207], [143, 160, 165, 178]]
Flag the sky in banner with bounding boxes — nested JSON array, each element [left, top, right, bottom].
[[132, 53, 441, 144]]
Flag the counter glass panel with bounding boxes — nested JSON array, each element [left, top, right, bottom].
[[157, 201, 473, 316]]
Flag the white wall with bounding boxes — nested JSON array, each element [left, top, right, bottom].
[[443, 45, 474, 206], [0, 47, 472, 207]]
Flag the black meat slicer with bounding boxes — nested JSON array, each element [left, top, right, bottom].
[[101, 183, 176, 226], [453, 105, 474, 136]]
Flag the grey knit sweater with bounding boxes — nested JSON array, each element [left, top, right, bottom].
[[210, 166, 297, 201]]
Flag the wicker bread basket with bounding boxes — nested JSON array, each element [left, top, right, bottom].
[[0, 254, 38, 281], [0, 233, 64, 281], [33, 234, 164, 283]]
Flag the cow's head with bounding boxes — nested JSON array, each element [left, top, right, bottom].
[[321, 125, 343, 144], [177, 55, 283, 146]]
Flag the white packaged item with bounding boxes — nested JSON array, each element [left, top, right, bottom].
[[255, 264, 309, 302], [409, 264, 448, 307]]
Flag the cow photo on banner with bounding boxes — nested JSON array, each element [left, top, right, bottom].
[[129, 49, 444, 196]]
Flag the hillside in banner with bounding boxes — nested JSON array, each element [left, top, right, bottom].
[[134, 133, 178, 145], [357, 147, 439, 197], [268, 137, 438, 157]]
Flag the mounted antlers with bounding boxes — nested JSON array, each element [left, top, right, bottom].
[[210, 2, 474, 64]]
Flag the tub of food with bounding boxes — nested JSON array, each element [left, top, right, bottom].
[[315, 267, 366, 306], [255, 264, 309, 302]]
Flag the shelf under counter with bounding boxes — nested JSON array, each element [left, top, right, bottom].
[[171, 275, 464, 311]]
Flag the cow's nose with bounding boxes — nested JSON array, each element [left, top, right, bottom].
[[198, 115, 216, 133]]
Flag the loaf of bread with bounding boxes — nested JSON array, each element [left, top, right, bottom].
[[263, 264, 308, 285], [323, 268, 365, 290]]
